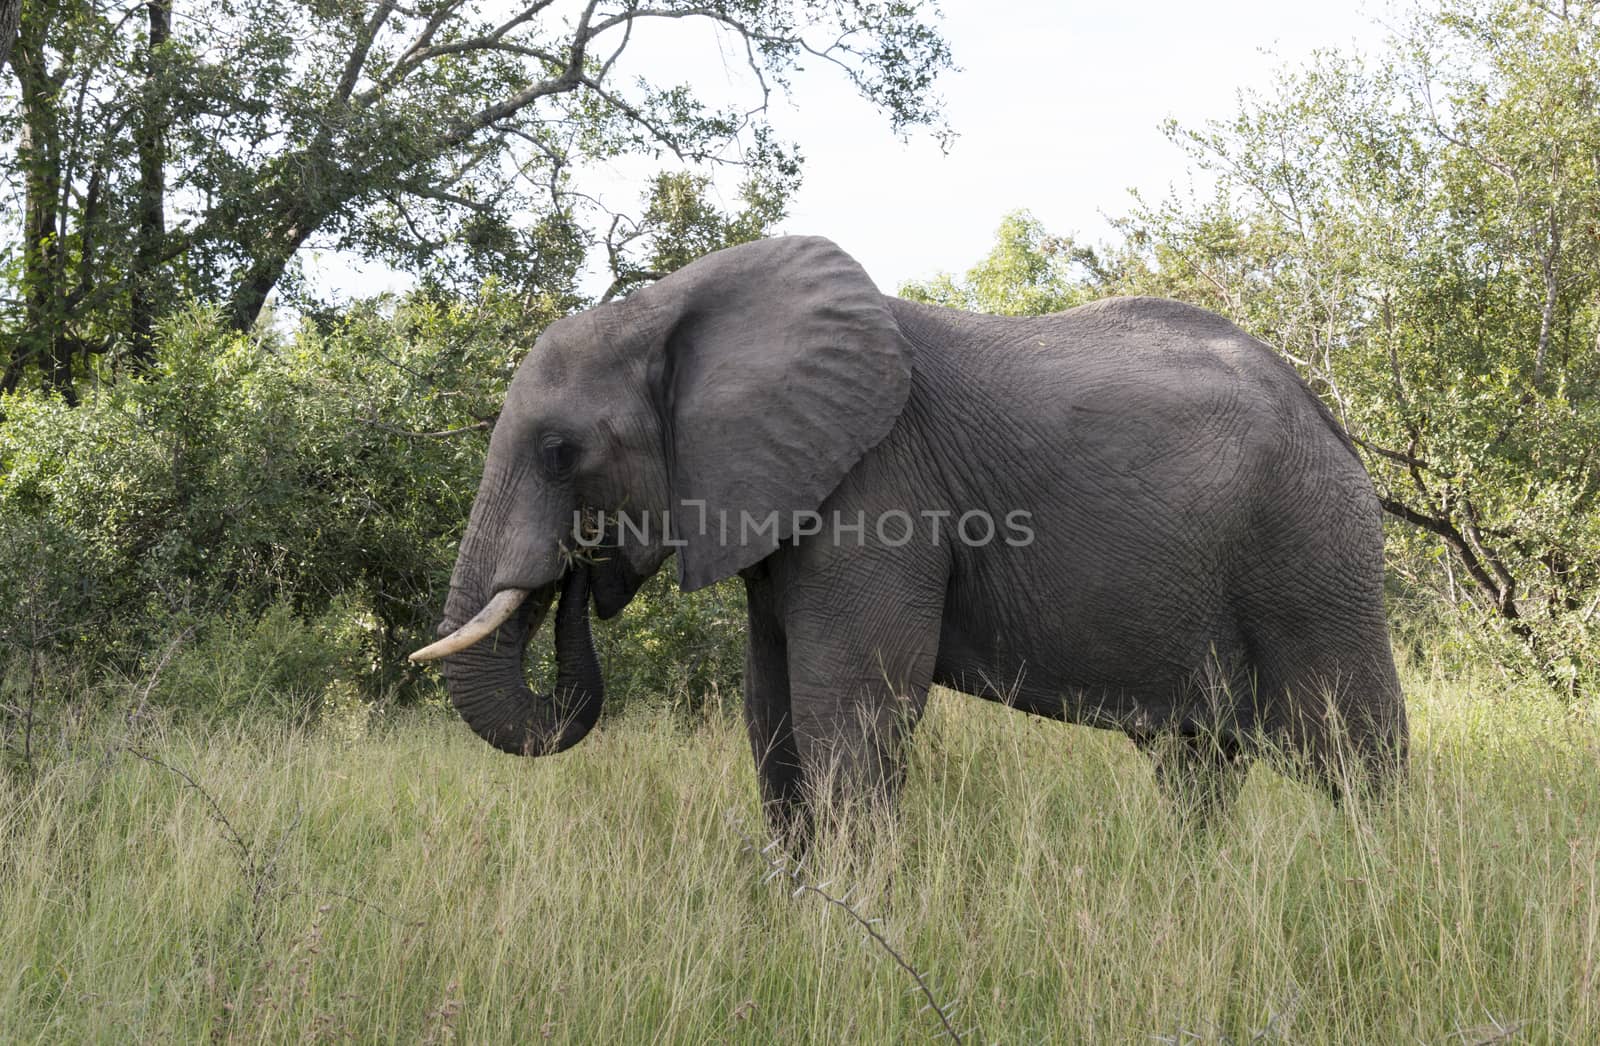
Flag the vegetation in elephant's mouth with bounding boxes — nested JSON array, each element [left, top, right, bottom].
[[564, 506, 608, 565], [2, 661, 1596, 1042]]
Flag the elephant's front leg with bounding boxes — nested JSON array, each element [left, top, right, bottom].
[[742, 566, 807, 846], [782, 573, 944, 836]]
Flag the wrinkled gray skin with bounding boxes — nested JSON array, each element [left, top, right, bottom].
[[432, 236, 1407, 843]]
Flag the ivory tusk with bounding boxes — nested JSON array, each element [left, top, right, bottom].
[[409, 588, 531, 662]]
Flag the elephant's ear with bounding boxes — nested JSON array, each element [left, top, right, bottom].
[[639, 236, 913, 591]]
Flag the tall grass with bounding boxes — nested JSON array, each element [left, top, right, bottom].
[[2, 660, 1597, 1043]]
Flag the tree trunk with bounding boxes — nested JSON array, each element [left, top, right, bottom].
[[0, 0, 20, 73], [128, 0, 171, 368], [7, 19, 74, 402], [227, 215, 315, 332]]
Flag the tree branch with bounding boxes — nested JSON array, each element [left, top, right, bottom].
[[333, 0, 396, 107], [437, 0, 601, 149], [599, 269, 664, 304], [373, 0, 557, 98], [577, 73, 687, 161], [1350, 434, 1440, 474], [1377, 495, 1523, 625]]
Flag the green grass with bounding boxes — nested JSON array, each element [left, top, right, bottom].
[[3, 662, 1598, 1043]]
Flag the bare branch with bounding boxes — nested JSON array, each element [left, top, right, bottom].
[[730, 815, 964, 1045], [393, 179, 500, 215], [436, 1, 602, 149], [1460, 496, 1520, 612], [578, 73, 687, 161], [1419, 74, 1523, 191], [1378, 495, 1518, 621], [598, 269, 664, 304], [1350, 434, 1440, 473], [375, 0, 560, 96], [596, 7, 634, 83], [334, 1, 397, 107], [387, 0, 468, 78]]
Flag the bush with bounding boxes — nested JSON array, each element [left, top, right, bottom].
[[0, 294, 749, 721], [0, 296, 516, 705], [591, 573, 746, 718], [144, 600, 363, 725]]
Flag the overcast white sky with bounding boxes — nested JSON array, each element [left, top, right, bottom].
[[306, 0, 1396, 301], [770, 0, 1394, 290]]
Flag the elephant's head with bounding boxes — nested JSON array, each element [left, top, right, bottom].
[[411, 236, 913, 756]]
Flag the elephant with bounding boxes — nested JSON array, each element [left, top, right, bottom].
[[411, 235, 1408, 843]]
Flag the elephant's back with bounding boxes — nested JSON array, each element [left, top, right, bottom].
[[893, 293, 1297, 382], [889, 294, 1356, 475], [1022, 296, 1307, 403]]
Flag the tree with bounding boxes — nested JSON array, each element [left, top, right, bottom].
[[2, 0, 952, 398], [899, 211, 1110, 316]]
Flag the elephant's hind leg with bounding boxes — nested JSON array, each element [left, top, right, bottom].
[[1236, 480, 1409, 803], [1248, 636, 1409, 804]]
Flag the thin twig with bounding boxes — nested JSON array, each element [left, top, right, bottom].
[[729, 815, 963, 1044], [126, 748, 255, 876]]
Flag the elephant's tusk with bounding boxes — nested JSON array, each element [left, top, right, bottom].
[[409, 588, 531, 662]]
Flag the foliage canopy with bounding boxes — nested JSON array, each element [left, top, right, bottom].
[[1, 0, 951, 397]]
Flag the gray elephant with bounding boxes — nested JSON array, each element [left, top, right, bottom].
[[412, 235, 1408, 842]]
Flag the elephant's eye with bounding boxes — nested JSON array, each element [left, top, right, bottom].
[[541, 433, 578, 480]]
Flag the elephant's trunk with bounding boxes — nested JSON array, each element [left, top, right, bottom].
[[438, 568, 605, 756]]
